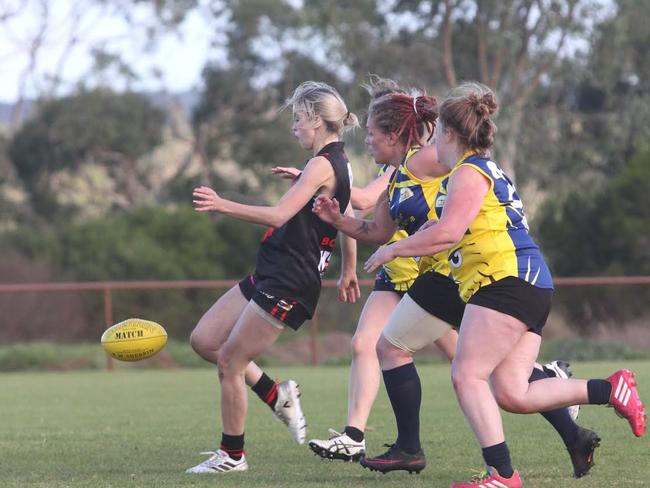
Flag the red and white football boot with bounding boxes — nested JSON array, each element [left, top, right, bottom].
[[608, 369, 647, 437]]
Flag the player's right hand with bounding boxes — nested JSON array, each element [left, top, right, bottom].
[[312, 195, 342, 225]]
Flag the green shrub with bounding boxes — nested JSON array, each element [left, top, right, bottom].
[[538, 337, 647, 362], [0, 343, 102, 372]]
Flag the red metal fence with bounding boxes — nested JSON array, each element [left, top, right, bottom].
[[2, 276, 650, 369]]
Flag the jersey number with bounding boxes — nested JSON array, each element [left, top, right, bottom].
[[318, 250, 332, 275]]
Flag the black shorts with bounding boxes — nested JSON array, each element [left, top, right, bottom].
[[373, 278, 406, 296], [406, 271, 465, 328], [238, 276, 310, 331], [468, 276, 553, 335]]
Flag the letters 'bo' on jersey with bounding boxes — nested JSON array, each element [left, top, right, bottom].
[[254, 141, 351, 317], [435, 153, 553, 301]]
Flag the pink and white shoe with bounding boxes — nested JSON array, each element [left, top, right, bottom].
[[450, 467, 523, 488], [608, 369, 647, 437]]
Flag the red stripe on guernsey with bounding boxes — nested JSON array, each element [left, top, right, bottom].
[[264, 382, 278, 406], [270, 305, 279, 317], [261, 227, 275, 242]]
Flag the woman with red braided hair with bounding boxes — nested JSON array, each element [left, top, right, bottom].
[[363, 82, 646, 487], [309, 77, 459, 469]]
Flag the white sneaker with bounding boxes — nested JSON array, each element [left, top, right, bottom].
[[273, 379, 307, 444], [185, 450, 248, 474], [309, 428, 365, 462], [544, 360, 581, 421]]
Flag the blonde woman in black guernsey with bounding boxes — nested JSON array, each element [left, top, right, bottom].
[[186, 81, 358, 474]]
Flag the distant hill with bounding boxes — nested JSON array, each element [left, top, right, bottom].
[[0, 90, 199, 127], [0, 100, 34, 126]]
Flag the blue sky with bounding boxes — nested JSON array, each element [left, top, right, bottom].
[[0, 0, 226, 103]]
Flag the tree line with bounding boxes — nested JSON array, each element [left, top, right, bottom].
[[0, 0, 648, 340]]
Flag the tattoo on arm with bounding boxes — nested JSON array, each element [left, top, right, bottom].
[[357, 220, 371, 235]]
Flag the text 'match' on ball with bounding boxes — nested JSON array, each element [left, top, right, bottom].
[[101, 318, 167, 361]]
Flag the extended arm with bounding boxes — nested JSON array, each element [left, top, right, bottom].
[[313, 193, 398, 244], [193, 156, 334, 228], [364, 166, 490, 271], [350, 166, 394, 211]]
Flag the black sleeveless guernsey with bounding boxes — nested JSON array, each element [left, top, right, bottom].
[[251, 141, 351, 318]]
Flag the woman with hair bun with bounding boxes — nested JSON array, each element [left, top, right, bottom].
[[363, 82, 646, 487], [186, 81, 358, 474], [313, 80, 595, 480]]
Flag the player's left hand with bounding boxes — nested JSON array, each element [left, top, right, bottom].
[[364, 246, 396, 273], [193, 186, 225, 212], [337, 271, 361, 303]]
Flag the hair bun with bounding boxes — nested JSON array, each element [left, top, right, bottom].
[[468, 92, 497, 118], [415, 95, 438, 119], [480, 93, 497, 115], [344, 111, 359, 127]]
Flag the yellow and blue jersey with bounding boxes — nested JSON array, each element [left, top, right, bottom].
[[435, 153, 553, 301], [387, 148, 451, 277], [374, 163, 419, 292]]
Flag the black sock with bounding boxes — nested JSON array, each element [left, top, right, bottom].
[[528, 367, 579, 448], [221, 432, 245, 460], [382, 362, 421, 454], [251, 372, 278, 409], [344, 426, 364, 442], [587, 379, 612, 404], [482, 442, 513, 478]]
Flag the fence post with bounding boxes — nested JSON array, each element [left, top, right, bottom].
[[310, 308, 319, 366], [103, 286, 114, 371]]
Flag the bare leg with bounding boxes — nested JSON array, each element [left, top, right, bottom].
[[434, 328, 458, 362], [491, 332, 589, 413], [189, 284, 264, 386], [217, 304, 283, 435], [452, 304, 590, 447], [451, 305, 528, 447], [347, 291, 401, 430]]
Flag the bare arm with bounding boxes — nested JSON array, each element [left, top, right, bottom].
[[337, 202, 361, 303], [405, 145, 449, 180], [350, 166, 394, 211], [270, 166, 301, 180], [313, 193, 398, 244], [193, 156, 334, 228], [364, 166, 490, 271]]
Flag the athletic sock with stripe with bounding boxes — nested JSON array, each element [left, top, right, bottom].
[[252, 372, 278, 409], [220, 433, 245, 460]]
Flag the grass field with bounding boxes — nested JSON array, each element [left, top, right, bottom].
[[1, 361, 648, 487]]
